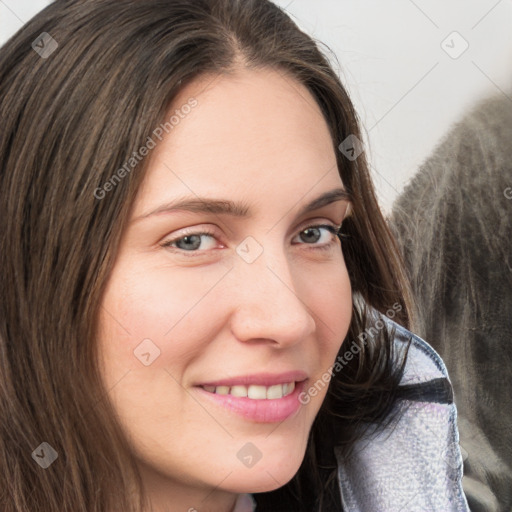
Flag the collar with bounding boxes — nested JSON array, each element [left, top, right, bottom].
[[232, 493, 256, 512]]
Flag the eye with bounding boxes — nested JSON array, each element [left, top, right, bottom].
[[161, 227, 218, 253], [291, 224, 342, 250]]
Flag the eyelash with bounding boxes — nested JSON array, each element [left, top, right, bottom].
[[161, 223, 347, 257]]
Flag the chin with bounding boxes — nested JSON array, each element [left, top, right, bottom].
[[223, 453, 305, 494]]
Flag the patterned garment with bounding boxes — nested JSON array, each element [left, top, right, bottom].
[[335, 314, 469, 511]]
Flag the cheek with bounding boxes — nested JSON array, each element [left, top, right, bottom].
[[96, 260, 231, 380], [309, 257, 352, 348], [94, 263, 228, 464], [301, 261, 352, 408]]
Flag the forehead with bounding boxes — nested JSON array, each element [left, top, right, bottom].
[[133, 67, 341, 213]]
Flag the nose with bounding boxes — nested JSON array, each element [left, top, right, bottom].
[[228, 244, 316, 348]]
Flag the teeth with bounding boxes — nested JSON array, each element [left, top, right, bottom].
[[247, 385, 267, 399], [266, 384, 283, 399], [230, 385, 248, 397], [202, 381, 296, 400], [283, 381, 295, 396]]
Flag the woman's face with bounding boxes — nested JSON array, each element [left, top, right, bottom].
[[97, 67, 352, 511]]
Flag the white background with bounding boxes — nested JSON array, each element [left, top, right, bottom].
[[1, 0, 511, 213]]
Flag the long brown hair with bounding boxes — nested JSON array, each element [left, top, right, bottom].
[[0, 1, 412, 510]]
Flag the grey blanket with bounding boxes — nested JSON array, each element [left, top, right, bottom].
[[389, 94, 512, 511]]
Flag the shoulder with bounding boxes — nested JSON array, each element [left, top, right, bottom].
[[385, 314, 453, 396], [334, 309, 470, 511]]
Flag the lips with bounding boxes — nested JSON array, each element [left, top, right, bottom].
[[195, 371, 308, 423]]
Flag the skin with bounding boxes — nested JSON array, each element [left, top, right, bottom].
[[97, 66, 352, 512]]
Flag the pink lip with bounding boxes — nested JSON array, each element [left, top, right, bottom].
[[194, 372, 308, 423], [197, 370, 308, 387]]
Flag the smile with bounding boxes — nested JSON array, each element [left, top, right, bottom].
[[201, 382, 296, 400], [195, 372, 308, 423]]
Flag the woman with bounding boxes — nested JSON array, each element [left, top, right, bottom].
[[0, 0, 468, 510]]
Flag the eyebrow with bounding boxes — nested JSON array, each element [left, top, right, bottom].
[[132, 187, 351, 223]]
